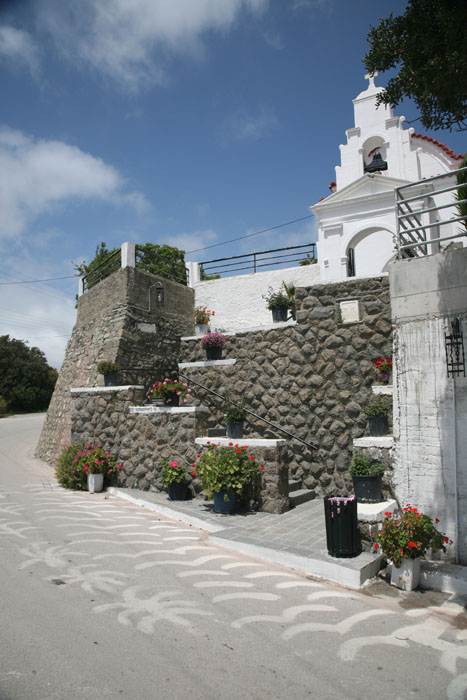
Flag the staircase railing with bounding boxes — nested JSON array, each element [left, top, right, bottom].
[[179, 372, 317, 451]]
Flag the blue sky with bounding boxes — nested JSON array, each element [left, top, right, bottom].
[[0, 0, 465, 369]]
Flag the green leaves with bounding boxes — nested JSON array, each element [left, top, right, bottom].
[[364, 0, 467, 131]]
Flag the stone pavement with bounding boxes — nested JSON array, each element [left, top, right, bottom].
[[107, 487, 381, 588], [108, 487, 467, 594]]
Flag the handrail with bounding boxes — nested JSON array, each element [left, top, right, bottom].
[[179, 372, 318, 451], [82, 249, 122, 292], [199, 242, 317, 277]]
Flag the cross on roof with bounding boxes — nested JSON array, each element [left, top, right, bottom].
[[364, 71, 378, 88]]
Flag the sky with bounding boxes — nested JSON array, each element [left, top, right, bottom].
[[0, 0, 465, 370]]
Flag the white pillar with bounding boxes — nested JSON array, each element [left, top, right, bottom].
[[78, 278, 84, 297], [186, 261, 201, 287], [121, 242, 136, 268]]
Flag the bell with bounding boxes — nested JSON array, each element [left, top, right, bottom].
[[364, 152, 388, 173]]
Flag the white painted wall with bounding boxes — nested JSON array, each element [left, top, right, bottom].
[[312, 75, 463, 284], [193, 263, 321, 331], [390, 248, 467, 564]]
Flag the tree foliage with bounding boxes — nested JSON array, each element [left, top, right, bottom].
[[0, 335, 58, 413], [74, 241, 187, 288], [364, 0, 467, 131]]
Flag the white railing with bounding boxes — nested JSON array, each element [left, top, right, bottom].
[[395, 165, 467, 258]]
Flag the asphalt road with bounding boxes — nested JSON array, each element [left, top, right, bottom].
[[1, 414, 466, 700]]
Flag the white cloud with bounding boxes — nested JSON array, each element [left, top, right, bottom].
[[37, 0, 268, 90], [221, 108, 279, 142], [0, 126, 148, 240], [0, 25, 40, 75], [262, 30, 284, 50], [0, 255, 76, 370], [164, 229, 218, 259]]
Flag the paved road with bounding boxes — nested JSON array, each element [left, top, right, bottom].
[[1, 414, 466, 700]]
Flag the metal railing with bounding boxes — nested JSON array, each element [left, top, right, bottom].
[[199, 243, 317, 278], [179, 373, 318, 450], [395, 165, 467, 258], [82, 249, 121, 292]]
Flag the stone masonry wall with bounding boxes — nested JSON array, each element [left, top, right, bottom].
[[70, 389, 289, 513], [181, 277, 392, 498], [37, 267, 194, 464]]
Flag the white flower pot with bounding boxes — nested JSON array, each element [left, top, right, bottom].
[[87, 473, 104, 494], [390, 557, 421, 591]]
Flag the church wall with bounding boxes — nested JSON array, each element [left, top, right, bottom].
[[390, 247, 467, 564], [193, 263, 320, 332]]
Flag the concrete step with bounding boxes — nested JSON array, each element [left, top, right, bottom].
[[288, 479, 302, 493], [289, 488, 314, 508]]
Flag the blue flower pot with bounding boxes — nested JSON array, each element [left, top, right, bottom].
[[213, 491, 236, 514]]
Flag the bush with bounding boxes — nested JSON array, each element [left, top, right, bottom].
[[350, 452, 385, 476], [55, 442, 123, 490], [195, 443, 263, 498], [374, 505, 452, 567], [364, 397, 392, 417], [0, 395, 7, 415], [97, 361, 120, 375]]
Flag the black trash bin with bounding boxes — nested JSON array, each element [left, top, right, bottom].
[[324, 496, 360, 558]]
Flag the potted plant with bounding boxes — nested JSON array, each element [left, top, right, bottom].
[[283, 281, 296, 321], [97, 361, 121, 387], [146, 378, 191, 406], [373, 357, 392, 385], [193, 306, 215, 335], [161, 460, 194, 501], [350, 452, 385, 503], [374, 505, 452, 590], [263, 284, 291, 323], [224, 397, 247, 439], [199, 332, 227, 361], [364, 397, 391, 436], [195, 443, 263, 513], [55, 442, 123, 493]]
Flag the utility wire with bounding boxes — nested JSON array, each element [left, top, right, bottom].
[[0, 274, 78, 285], [186, 214, 315, 255]]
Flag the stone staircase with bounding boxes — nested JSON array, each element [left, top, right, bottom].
[[288, 478, 314, 508]]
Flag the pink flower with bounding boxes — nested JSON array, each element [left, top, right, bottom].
[[95, 459, 100, 465], [170, 461, 178, 467], [117, 464, 123, 470], [71, 470, 76, 475], [74, 458, 78, 463], [83, 466, 89, 472]]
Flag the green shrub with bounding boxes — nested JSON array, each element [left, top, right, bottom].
[[55, 442, 88, 490], [55, 442, 123, 490], [350, 452, 385, 476], [0, 395, 7, 415], [97, 361, 120, 375], [363, 397, 392, 417]]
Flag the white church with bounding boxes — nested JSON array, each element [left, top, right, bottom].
[[311, 73, 464, 283]]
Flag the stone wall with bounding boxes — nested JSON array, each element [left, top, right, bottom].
[[69, 389, 289, 513], [180, 276, 392, 497], [37, 267, 194, 464]]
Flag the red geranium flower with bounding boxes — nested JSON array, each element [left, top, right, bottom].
[[408, 541, 416, 548]]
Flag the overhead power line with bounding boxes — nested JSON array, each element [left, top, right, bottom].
[[0, 274, 78, 285], [186, 214, 315, 255]]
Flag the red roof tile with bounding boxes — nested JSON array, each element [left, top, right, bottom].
[[411, 133, 464, 160]]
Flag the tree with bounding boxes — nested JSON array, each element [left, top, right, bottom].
[[74, 241, 188, 287], [364, 0, 467, 131], [0, 336, 58, 413]]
